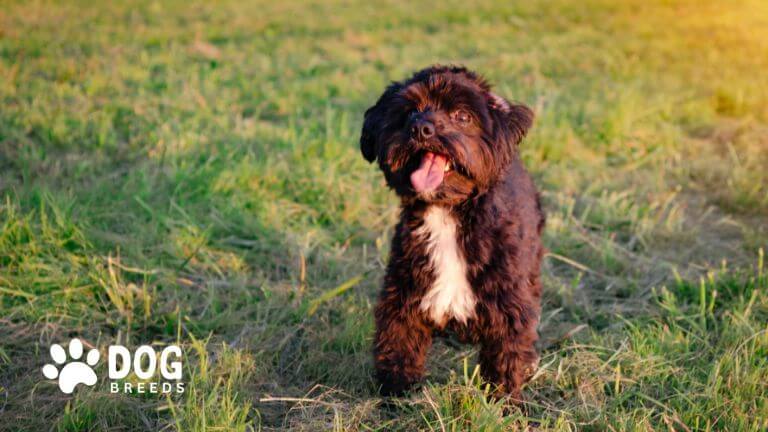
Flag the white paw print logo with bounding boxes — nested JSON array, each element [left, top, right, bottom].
[[42, 338, 100, 394]]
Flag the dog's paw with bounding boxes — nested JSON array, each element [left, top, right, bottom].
[[376, 371, 420, 397], [42, 338, 100, 394]]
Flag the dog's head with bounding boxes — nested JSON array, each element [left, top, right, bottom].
[[360, 65, 533, 205]]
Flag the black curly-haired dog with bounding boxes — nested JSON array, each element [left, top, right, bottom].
[[360, 65, 544, 400]]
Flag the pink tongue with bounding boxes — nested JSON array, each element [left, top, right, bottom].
[[410, 152, 447, 193]]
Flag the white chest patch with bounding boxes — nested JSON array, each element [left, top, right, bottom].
[[416, 206, 477, 326]]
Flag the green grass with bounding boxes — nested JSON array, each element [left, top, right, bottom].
[[1, 0, 767, 430]]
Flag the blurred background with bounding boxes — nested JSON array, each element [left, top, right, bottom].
[[1, 0, 767, 430]]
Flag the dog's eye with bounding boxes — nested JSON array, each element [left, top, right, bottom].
[[453, 109, 471, 124]]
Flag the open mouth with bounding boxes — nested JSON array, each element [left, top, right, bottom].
[[410, 151, 453, 193]]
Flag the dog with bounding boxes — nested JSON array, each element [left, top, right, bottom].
[[360, 65, 545, 400]]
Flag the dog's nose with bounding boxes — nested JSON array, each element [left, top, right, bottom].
[[411, 120, 435, 141]]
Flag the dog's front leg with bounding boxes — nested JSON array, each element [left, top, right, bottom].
[[373, 294, 432, 396], [478, 306, 539, 401]]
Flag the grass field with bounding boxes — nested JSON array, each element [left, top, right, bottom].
[[1, 0, 768, 430]]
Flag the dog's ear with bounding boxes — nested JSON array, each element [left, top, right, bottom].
[[489, 93, 534, 146], [360, 104, 381, 163], [360, 82, 403, 163]]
